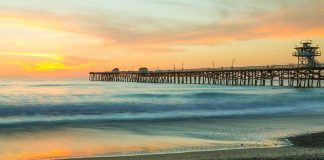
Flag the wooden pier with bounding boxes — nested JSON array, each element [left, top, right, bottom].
[[89, 64, 324, 88], [90, 40, 323, 88]]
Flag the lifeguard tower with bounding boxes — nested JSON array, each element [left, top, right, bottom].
[[293, 40, 321, 67]]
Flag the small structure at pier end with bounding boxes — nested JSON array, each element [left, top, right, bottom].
[[293, 40, 321, 67], [89, 40, 324, 88], [112, 68, 120, 73], [139, 67, 148, 74]]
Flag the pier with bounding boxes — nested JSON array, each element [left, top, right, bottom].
[[89, 65, 324, 88], [89, 40, 323, 88]]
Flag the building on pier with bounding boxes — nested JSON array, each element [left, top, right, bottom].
[[293, 40, 321, 67], [139, 67, 148, 74], [112, 68, 120, 73]]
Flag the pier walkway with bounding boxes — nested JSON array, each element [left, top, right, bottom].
[[89, 64, 324, 88]]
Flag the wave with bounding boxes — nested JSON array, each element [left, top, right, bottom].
[[0, 96, 323, 117], [29, 83, 93, 87], [115, 93, 173, 98], [1, 89, 323, 118], [184, 92, 245, 98], [117, 92, 245, 98], [1, 81, 324, 129], [0, 106, 311, 128]]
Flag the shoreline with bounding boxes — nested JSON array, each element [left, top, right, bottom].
[[60, 132, 324, 160]]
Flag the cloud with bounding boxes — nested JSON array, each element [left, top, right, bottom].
[[56, 0, 324, 50], [0, 52, 64, 60], [3, 52, 106, 72], [0, 0, 323, 52], [122, 0, 324, 46], [9, 61, 89, 71]]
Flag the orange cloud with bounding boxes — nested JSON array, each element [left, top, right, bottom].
[[3, 52, 100, 72], [9, 61, 89, 71], [1, 1, 323, 52], [0, 52, 64, 60]]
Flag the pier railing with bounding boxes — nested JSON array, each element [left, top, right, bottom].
[[90, 64, 324, 74], [89, 64, 324, 88]]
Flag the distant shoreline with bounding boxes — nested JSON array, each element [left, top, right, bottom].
[[60, 132, 324, 160]]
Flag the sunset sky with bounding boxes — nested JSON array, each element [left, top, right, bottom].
[[0, 0, 323, 78]]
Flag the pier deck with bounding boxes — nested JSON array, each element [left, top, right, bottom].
[[89, 64, 324, 88]]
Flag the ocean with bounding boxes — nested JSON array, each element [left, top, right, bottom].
[[1, 79, 324, 160]]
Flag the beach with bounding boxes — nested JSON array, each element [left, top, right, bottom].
[[64, 132, 324, 160]]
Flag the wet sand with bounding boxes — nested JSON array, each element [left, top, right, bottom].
[[63, 132, 324, 160]]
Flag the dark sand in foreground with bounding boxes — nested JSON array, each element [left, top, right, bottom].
[[62, 132, 324, 160]]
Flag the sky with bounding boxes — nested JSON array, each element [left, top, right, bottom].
[[0, 0, 323, 78]]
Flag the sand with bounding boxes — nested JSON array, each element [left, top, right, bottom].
[[62, 132, 324, 160]]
